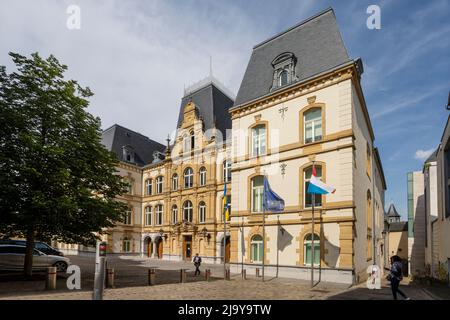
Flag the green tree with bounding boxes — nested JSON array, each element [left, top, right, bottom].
[[0, 52, 128, 277]]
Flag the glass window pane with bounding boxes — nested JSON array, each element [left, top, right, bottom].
[[304, 109, 321, 122]]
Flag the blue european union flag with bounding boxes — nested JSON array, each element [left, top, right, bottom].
[[263, 177, 285, 212]]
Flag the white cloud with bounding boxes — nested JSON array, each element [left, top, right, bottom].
[[0, 0, 278, 143], [414, 148, 435, 161]]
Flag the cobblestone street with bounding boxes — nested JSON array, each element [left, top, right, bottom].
[[0, 255, 439, 300]]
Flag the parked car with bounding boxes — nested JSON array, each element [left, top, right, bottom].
[[0, 245, 70, 272], [0, 239, 64, 256]]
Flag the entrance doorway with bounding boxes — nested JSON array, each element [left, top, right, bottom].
[[225, 237, 230, 263], [156, 238, 163, 259], [145, 238, 152, 257], [183, 235, 192, 261]]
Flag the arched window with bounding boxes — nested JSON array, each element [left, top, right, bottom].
[[124, 207, 132, 225], [251, 176, 264, 213], [155, 204, 163, 225], [251, 124, 266, 157], [304, 166, 322, 207], [199, 202, 206, 223], [145, 179, 152, 195], [278, 69, 288, 86], [250, 235, 263, 263], [304, 233, 320, 266], [172, 205, 178, 224], [172, 174, 178, 191], [123, 237, 131, 253], [304, 108, 322, 144], [183, 200, 193, 222], [223, 160, 232, 183], [199, 167, 207, 186], [156, 176, 163, 194], [184, 167, 194, 188], [144, 206, 152, 226]]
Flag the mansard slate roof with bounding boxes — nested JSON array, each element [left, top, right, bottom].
[[101, 124, 166, 167], [233, 7, 351, 107], [389, 221, 408, 232], [386, 204, 400, 217], [177, 80, 234, 138]]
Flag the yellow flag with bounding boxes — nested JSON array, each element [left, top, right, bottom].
[[223, 182, 230, 221]]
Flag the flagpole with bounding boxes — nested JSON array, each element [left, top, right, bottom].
[[311, 193, 315, 288], [223, 186, 227, 281], [262, 174, 266, 282], [311, 161, 315, 288]]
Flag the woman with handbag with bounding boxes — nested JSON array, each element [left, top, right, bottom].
[[385, 255, 410, 300]]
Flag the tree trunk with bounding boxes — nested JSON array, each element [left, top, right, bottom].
[[23, 228, 35, 279]]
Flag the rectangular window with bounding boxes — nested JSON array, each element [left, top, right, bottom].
[[172, 207, 178, 224], [304, 166, 322, 207], [200, 170, 206, 186], [251, 243, 263, 263], [156, 205, 163, 225], [124, 210, 132, 225], [304, 243, 320, 266], [304, 109, 322, 144], [252, 176, 264, 213], [199, 205, 206, 223], [252, 125, 266, 157], [123, 240, 131, 253], [145, 179, 152, 195], [145, 208, 152, 226], [156, 177, 163, 194], [172, 176, 178, 191]]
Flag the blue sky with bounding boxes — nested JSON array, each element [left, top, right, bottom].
[[0, 0, 449, 219]]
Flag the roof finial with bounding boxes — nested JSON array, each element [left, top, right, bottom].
[[165, 134, 171, 158]]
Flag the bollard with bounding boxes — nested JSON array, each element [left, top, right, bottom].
[[256, 268, 260, 278], [242, 269, 246, 280], [180, 269, 187, 283], [205, 269, 211, 282], [148, 268, 156, 286], [45, 266, 57, 290], [106, 268, 115, 288], [225, 268, 231, 280]]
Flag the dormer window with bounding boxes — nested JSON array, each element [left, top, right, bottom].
[[122, 146, 134, 163], [270, 52, 298, 91], [278, 69, 288, 87]]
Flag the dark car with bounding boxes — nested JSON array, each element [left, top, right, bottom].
[[0, 239, 64, 256]]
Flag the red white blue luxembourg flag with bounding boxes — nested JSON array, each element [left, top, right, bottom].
[[307, 165, 336, 195]]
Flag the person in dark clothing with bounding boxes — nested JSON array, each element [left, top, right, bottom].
[[193, 253, 202, 276], [385, 255, 410, 300]]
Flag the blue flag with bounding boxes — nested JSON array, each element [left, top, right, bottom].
[[263, 177, 285, 212]]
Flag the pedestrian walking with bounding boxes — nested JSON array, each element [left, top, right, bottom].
[[193, 253, 202, 276], [385, 255, 410, 300]]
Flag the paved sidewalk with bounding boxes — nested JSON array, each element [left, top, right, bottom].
[[0, 255, 440, 300]]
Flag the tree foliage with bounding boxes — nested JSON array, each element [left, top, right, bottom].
[[0, 52, 128, 275]]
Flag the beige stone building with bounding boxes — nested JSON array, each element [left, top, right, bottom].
[[56, 8, 386, 284], [227, 8, 386, 284]]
